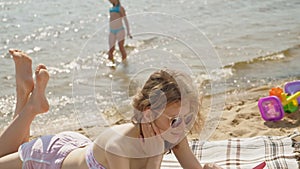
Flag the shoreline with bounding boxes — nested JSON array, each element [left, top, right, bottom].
[[26, 79, 300, 142]]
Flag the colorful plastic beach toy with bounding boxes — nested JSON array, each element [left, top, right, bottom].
[[269, 87, 283, 101], [253, 161, 266, 169], [258, 81, 300, 121], [285, 80, 300, 104], [258, 96, 284, 121]]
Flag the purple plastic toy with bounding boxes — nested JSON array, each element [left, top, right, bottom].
[[258, 96, 285, 121], [284, 80, 300, 104]]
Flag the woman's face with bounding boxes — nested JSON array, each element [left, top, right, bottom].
[[154, 101, 194, 143]]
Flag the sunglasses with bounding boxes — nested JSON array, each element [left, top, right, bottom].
[[161, 113, 194, 128]]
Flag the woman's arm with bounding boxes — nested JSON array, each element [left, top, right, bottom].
[[145, 154, 163, 169], [172, 137, 203, 169], [172, 137, 223, 169], [120, 6, 132, 38]]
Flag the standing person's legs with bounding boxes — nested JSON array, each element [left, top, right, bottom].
[[118, 39, 127, 61], [0, 50, 49, 157], [108, 32, 117, 62], [117, 30, 127, 61]]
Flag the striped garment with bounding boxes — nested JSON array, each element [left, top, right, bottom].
[[161, 132, 300, 169]]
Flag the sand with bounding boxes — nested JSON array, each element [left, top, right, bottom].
[[202, 84, 300, 141], [29, 80, 300, 142]]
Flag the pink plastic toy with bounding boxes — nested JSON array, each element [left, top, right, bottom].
[[253, 161, 266, 169], [258, 96, 284, 121]]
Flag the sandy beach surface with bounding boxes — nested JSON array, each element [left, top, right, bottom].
[[69, 79, 300, 142], [204, 83, 300, 141]]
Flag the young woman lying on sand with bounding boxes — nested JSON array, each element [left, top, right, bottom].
[[0, 49, 222, 169]]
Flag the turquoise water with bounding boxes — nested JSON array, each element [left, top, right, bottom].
[[0, 0, 299, 136]]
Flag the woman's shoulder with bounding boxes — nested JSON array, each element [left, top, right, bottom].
[[94, 124, 135, 155], [119, 5, 126, 12], [110, 123, 135, 135], [94, 123, 135, 144]]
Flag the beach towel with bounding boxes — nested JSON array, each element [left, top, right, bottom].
[[161, 132, 300, 169]]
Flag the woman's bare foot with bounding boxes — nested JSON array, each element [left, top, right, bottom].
[[0, 65, 49, 155], [9, 49, 34, 117], [26, 64, 50, 115]]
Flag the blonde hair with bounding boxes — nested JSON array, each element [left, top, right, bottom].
[[131, 69, 200, 125]]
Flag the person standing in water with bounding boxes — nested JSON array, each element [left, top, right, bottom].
[[108, 0, 132, 63]]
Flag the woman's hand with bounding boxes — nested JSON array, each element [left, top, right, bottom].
[[141, 122, 160, 138], [203, 163, 223, 169], [140, 122, 164, 155], [127, 33, 133, 39]]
